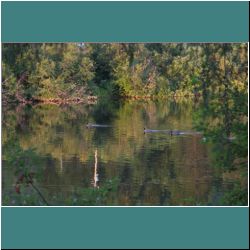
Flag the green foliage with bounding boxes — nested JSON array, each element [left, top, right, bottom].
[[192, 58, 248, 205], [3, 138, 41, 175], [2, 43, 248, 101], [63, 178, 120, 206], [2, 136, 50, 205], [220, 183, 248, 206], [2, 43, 95, 101]]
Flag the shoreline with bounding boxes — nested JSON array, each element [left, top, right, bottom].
[[2, 96, 98, 106], [2, 93, 203, 106]]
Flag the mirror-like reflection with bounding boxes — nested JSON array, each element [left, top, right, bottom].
[[2, 98, 248, 206]]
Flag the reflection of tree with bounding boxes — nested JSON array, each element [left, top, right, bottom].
[[93, 149, 99, 188], [3, 95, 247, 205], [193, 51, 248, 205]]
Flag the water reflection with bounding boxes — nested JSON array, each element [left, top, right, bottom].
[[2, 98, 248, 206], [93, 149, 99, 189]]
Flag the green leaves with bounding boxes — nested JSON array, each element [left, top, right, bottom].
[[2, 43, 248, 102]]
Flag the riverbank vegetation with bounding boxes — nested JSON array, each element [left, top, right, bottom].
[[2, 43, 248, 103]]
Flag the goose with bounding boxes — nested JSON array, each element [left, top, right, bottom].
[[144, 127, 201, 136], [170, 130, 181, 136]]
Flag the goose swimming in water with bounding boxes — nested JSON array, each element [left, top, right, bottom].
[[170, 130, 181, 136], [144, 127, 202, 136]]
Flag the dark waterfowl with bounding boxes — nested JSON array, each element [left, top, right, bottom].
[[86, 123, 111, 128], [170, 130, 181, 136], [144, 127, 202, 136]]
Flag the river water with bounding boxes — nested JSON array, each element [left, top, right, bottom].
[[2, 99, 247, 205]]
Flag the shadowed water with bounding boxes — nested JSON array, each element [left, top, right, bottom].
[[2, 99, 248, 206]]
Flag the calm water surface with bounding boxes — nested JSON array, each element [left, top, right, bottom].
[[2, 99, 246, 205]]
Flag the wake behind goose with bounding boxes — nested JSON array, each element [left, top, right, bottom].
[[86, 123, 111, 128], [144, 128, 202, 136], [143, 128, 169, 133]]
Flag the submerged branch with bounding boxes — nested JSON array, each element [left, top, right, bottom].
[[30, 182, 49, 206]]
